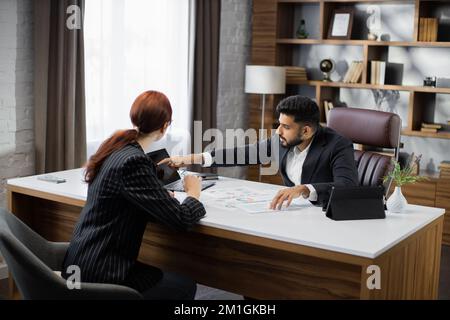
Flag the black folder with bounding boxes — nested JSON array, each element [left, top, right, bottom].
[[325, 186, 386, 221]]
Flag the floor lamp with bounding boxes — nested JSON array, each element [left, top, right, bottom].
[[245, 65, 286, 180]]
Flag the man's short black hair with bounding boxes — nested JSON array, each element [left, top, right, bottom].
[[276, 95, 320, 129]]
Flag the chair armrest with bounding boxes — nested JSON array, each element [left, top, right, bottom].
[[44, 241, 69, 271], [64, 281, 143, 300]]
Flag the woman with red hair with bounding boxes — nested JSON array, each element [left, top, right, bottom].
[[62, 91, 206, 299]]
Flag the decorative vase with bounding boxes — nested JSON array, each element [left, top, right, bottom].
[[368, 32, 378, 41], [386, 186, 408, 213]]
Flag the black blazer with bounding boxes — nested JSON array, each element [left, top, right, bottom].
[[62, 142, 206, 292], [211, 126, 359, 205]]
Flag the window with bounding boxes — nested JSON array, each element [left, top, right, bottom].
[[84, 0, 192, 156]]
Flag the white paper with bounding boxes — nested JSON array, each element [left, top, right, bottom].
[[201, 186, 275, 212], [234, 197, 312, 214], [201, 186, 313, 214]]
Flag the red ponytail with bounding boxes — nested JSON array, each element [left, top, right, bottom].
[[84, 91, 172, 183]]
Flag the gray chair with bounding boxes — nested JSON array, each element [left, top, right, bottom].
[[0, 208, 142, 300]]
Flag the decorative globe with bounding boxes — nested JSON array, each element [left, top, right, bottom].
[[320, 59, 334, 73], [319, 59, 334, 82]]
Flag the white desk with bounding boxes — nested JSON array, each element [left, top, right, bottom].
[[7, 168, 446, 299]]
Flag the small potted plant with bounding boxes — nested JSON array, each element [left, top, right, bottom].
[[383, 158, 425, 213]]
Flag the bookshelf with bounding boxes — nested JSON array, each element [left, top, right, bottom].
[[269, 0, 450, 139], [248, 0, 450, 180]]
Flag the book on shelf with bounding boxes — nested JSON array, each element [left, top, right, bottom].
[[421, 123, 442, 130], [370, 61, 375, 85], [370, 61, 386, 85], [379, 62, 386, 85], [419, 18, 425, 41], [343, 61, 363, 84], [439, 160, 450, 169], [419, 18, 438, 42], [432, 18, 438, 42], [427, 18, 432, 41], [420, 127, 438, 133], [439, 161, 450, 179], [285, 66, 307, 82], [343, 62, 355, 83], [352, 62, 364, 83]]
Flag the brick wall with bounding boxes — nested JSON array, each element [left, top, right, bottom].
[[0, 0, 34, 211], [216, 0, 252, 179]]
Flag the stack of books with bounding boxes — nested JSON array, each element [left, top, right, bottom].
[[343, 61, 363, 83], [370, 61, 386, 85], [323, 100, 334, 122], [285, 66, 307, 83], [419, 18, 438, 42], [439, 161, 450, 180], [420, 123, 442, 133]]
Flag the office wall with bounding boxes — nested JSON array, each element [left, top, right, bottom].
[[0, 0, 35, 210], [216, 0, 252, 179]]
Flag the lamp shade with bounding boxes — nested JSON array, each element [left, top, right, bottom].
[[245, 65, 286, 94]]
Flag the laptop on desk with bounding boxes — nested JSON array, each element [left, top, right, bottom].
[[147, 148, 215, 192]]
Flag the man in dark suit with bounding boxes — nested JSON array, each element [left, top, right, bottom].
[[160, 95, 358, 209]]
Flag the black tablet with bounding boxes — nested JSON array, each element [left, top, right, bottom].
[[325, 185, 386, 221]]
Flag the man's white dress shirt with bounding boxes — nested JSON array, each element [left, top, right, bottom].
[[202, 141, 318, 201]]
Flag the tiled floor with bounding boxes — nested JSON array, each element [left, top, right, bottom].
[[1, 245, 449, 300]]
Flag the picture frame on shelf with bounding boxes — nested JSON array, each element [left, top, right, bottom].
[[327, 9, 354, 40]]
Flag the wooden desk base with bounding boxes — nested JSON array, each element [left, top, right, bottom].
[[7, 188, 444, 299]]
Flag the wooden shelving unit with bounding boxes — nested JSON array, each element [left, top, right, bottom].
[[249, 0, 450, 164], [287, 80, 450, 94], [277, 39, 450, 47], [274, 0, 450, 140]]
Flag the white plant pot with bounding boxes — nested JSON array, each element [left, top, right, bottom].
[[387, 186, 408, 213]]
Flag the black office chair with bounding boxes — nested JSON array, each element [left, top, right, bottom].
[[0, 208, 142, 300], [327, 107, 401, 193]]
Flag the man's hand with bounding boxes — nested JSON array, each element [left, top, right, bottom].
[[158, 154, 203, 168], [270, 185, 310, 210]]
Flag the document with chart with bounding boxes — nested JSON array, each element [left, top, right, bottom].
[[202, 186, 311, 213]]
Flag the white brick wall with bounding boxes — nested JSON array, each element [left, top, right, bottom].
[[0, 0, 34, 210], [217, 0, 252, 179]]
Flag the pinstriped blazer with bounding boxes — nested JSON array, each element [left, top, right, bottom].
[[61, 142, 206, 292]]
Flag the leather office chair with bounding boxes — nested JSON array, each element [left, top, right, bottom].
[[0, 208, 142, 300], [327, 107, 401, 193]]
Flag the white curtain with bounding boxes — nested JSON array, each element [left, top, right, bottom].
[[84, 0, 195, 157]]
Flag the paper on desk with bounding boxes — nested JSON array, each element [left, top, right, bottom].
[[234, 197, 312, 214], [200, 186, 273, 211], [202, 186, 312, 213], [202, 186, 274, 202]]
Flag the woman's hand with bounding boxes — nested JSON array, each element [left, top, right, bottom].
[[158, 154, 203, 168], [183, 175, 202, 200]]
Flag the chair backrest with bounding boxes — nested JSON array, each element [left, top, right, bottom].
[[0, 208, 142, 300], [1, 208, 55, 267], [328, 107, 401, 190], [0, 209, 66, 299]]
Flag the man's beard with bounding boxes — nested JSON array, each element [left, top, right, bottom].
[[280, 132, 304, 148]]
